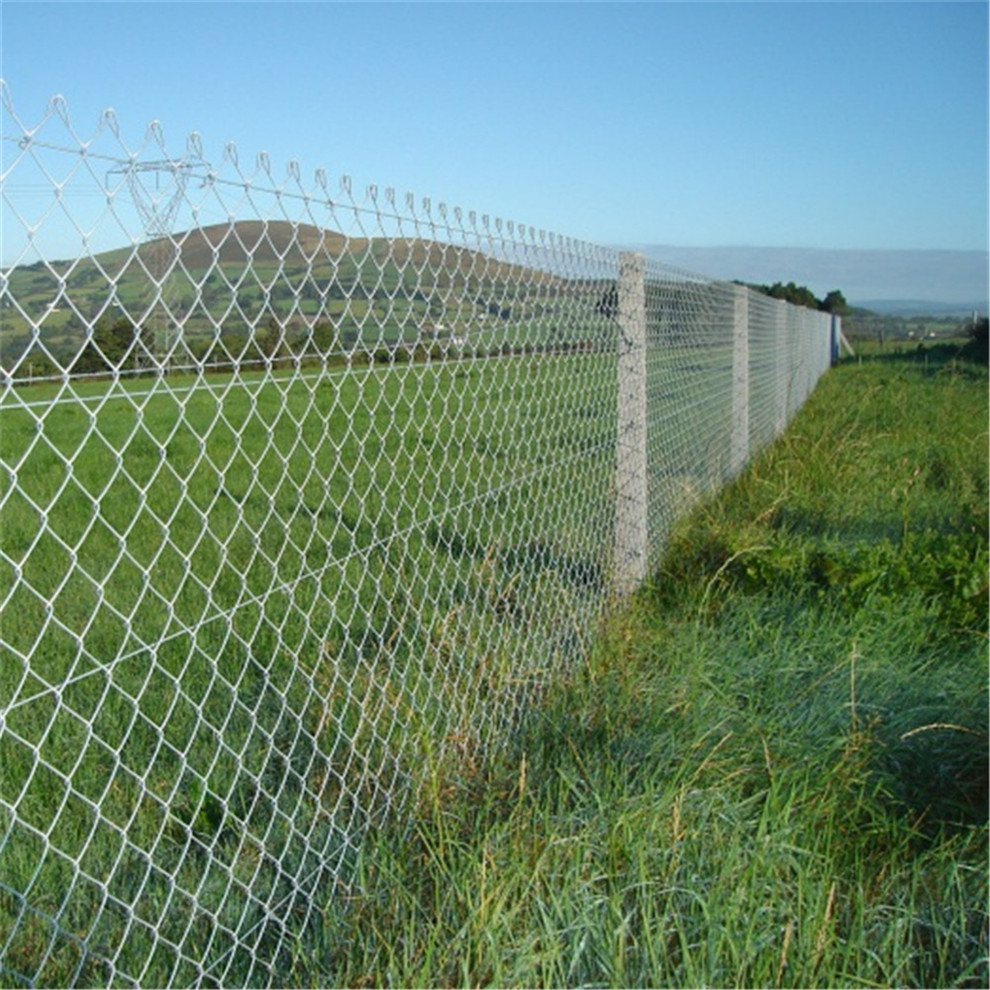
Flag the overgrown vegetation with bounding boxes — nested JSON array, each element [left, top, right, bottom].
[[301, 339, 988, 988]]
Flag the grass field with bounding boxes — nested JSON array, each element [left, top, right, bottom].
[[291, 339, 988, 988], [1, 329, 947, 988], [0, 349, 630, 986]]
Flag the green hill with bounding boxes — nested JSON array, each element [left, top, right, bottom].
[[0, 221, 567, 377]]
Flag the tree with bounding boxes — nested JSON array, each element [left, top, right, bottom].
[[759, 281, 820, 310], [256, 317, 287, 362], [310, 319, 338, 357], [747, 281, 850, 315], [76, 316, 154, 374], [819, 290, 849, 316], [965, 315, 988, 363]]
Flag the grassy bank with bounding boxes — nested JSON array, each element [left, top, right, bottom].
[[308, 341, 988, 988]]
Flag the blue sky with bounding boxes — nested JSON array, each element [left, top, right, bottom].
[[1, 0, 988, 263]]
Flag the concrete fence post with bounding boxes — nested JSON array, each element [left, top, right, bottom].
[[730, 283, 750, 478], [613, 252, 648, 596], [774, 299, 789, 437], [830, 313, 842, 365]]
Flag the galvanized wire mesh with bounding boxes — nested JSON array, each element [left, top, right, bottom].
[[0, 84, 835, 988]]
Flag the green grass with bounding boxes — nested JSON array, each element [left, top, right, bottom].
[[2, 339, 981, 987], [0, 352, 624, 987], [292, 340, 988, 988]]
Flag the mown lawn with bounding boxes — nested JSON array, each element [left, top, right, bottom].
[[304, 339, 988, 988]]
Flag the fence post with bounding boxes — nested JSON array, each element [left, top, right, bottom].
[[774, 299, 789, 437], [730, 284, 750, 478], [614, 252, 648, 596]]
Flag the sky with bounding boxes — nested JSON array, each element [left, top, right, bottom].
[[1, 0, 988, 295]]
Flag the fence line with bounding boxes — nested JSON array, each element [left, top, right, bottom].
[[0, 84, 836, 988]]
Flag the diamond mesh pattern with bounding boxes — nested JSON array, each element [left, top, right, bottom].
[[1, 85, 835, 987]]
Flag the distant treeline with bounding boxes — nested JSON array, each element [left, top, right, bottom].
[[738, 281, 848, 315]]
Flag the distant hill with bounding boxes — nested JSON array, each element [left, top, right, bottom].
[[852, 300, 987, 318], [0, 220, 574, 376], [83, 220, 546, 284], [627, 244, 989, 312]]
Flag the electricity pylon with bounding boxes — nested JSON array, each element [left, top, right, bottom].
[[110, 146, 209, 373]]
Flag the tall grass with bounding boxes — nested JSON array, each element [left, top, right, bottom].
[[301, 341, 988, 988]]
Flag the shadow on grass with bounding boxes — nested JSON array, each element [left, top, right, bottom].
[[425, 522, 605, 593], [883, 724, 989, 836]]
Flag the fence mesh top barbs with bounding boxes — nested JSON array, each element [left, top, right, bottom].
[[0, 84, 836, 988]]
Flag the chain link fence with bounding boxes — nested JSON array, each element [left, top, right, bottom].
[[0, 84, 836, 987]]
